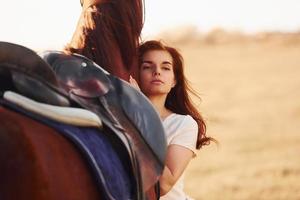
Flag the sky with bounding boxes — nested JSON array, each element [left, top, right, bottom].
[[0, 0, 300, 50]]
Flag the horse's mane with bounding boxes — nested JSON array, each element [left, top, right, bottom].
[[65, 0, 144, 81]]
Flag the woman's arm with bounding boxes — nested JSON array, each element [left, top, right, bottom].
[[159, 144, 194, 196]]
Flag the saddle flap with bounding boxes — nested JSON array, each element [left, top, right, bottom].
[[111, 76, 167, 165]]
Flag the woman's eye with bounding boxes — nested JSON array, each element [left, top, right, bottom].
[[162, 66, 171, 70], [142, 65, 151, 69]]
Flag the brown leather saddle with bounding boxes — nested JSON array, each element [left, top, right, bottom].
[[0, 41, 167, 199]]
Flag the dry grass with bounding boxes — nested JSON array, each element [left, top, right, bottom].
[[156, 30, 300, 200]]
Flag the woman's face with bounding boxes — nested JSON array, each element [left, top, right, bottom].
[[139, 50, 176, 97]]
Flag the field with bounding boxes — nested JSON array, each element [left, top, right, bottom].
[[156, 29, 300, 200]]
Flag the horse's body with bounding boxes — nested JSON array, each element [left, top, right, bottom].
[[0, 107, 101, 200], [0, 40, 166, 200]]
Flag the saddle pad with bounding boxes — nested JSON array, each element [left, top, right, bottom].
[[1, 100, 134, 200], [3, 91, 102, 128]]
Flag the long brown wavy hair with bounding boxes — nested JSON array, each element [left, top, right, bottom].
[[64, 0, 144, 81], [138, 40, 214, 149]]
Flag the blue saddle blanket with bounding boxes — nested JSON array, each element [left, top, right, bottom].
[[1, 100, 134, 200]]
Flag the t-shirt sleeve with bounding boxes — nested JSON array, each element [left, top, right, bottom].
[[169, 115, 198, 156]]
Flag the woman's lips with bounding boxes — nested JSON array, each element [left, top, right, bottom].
[[151, 80, 164, 84]]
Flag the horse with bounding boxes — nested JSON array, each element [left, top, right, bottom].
[[0, 0, 165, 199], [0, 0, 167, 199], [0, 42, 166, 200]]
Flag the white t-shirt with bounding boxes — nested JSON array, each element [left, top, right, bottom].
[[160, 113, 198, 200]]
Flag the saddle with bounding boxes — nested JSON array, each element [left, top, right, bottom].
[[41, 51, 167, 195], [41, 51, 166, 164], [0, 41, 167, 199]]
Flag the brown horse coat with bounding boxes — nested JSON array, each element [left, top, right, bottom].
[[0, 106, 101, 200]]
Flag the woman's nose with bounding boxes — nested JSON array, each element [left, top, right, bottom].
[[153, 67, 161, 75], [153, 71, 160, 76]]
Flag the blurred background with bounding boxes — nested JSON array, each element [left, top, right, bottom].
[[1, 0, 300, 199], [166, 30, 300, 199]]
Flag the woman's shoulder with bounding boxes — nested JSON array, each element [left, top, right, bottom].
[[167, 114, 198, 155], [167, 113, 198, 130], [173, 113, 197, 124], [182, 115, 198, 131]]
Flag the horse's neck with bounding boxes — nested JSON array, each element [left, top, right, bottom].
[[102, 44, 134, 82], [109, 53, 139, 82], [67, 13, 137, 82], [68, 42, 137, 83]]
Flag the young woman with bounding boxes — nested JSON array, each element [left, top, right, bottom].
[[130, 40, 213, 199]]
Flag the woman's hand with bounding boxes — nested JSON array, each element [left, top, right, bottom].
[[129, 75, 141, 91]]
